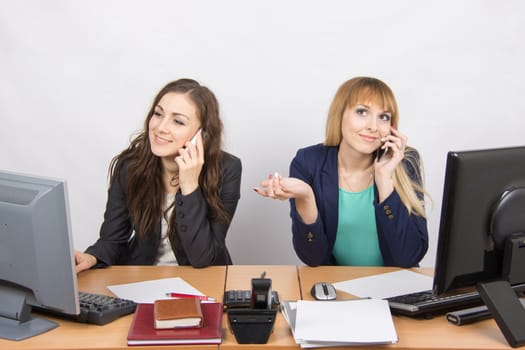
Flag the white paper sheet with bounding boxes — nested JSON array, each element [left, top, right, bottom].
[[333, 269, 433, 299], [293, 299, 398, 346], [107, 277, 205, 303]]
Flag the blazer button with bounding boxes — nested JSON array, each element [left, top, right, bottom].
[[177, 199, 183, 206], [306, 232, 314, 242], [388, 214, 394, 220], [383, 205, 390, 210], [385, 209, 392, 215], [180, 224, 187, 232], [178, 212, 185, 219]]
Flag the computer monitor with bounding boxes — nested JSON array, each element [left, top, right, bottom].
[[433, 146, 525, 347], [0, 170, 79, 341]]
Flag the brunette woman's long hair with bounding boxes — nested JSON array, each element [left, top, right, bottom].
[[108, 78, 230, 241]]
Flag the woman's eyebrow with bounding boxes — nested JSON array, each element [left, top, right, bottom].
[[155, 104, 190, 120], [170, 111, 190, 120], [356, 103, 391, 114]]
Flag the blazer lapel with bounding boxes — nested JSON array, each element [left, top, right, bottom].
[[320, 147, 339, 239]]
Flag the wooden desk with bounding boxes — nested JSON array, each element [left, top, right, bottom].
[[2, 265, 515, 350], [221, 265, 300, 350], [298, 266, 511, 350], [2, 266, 226, 350]]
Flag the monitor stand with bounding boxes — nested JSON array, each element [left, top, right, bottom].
[[0, 287, 58, 341], [0, 315, 58, 341], [477, 280, 525, 348], [483, 187, 525, 347]]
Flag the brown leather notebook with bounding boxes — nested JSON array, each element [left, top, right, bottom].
[[153, 298, 203, 329]]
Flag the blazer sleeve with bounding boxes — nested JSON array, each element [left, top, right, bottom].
[[174, 153, 242, 267], [289, 148, 332, 266], [374, 149, 429, 267], [85, 166, 133, 267]]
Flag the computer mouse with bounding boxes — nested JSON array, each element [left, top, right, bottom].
[[310, 282, 337, 300]]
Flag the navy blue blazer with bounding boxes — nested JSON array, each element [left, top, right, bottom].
[[289, 144, 428, 267], [86, 152, 241, 268]]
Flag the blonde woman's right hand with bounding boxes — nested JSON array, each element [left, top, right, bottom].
[[254, 173, 313, 201], [74, 250, 97, 274]]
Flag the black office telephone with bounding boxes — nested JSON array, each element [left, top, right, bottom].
[[226, 272, 279, 344], [223, 289, 280, 309]]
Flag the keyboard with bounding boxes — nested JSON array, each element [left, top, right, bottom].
[[37, 291, 137, 325], [386, 289, 482, 318]]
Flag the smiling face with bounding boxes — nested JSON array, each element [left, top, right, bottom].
[[148, 92, 201, 158], [325, 77, 399, 148], [341, 102, 392, 155]]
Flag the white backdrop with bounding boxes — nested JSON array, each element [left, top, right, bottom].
[[1, 0, 524, 267]]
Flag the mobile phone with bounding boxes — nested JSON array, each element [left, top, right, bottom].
[[189, 129, 201, 145], [377, 144, 389, 161], [377, 133, 392, 161]]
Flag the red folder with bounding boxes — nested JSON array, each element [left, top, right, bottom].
[[127, 302, 222, 345]]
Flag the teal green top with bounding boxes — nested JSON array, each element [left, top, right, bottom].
[[332, 186, 384, 266]]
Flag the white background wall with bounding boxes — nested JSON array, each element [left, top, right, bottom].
[[1, 0, 524, 267]]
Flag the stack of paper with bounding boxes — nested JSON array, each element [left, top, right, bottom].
[[281, 299, 398, 348]]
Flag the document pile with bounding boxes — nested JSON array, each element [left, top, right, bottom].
[[281, 299, 398, 348]]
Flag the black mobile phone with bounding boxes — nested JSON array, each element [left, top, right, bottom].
[[377, 144, 389, 161], [377, 132, 393, 161]]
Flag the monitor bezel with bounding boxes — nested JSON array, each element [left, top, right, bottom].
[[0, 170, 79, 341]]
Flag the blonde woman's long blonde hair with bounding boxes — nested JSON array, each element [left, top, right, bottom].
[[325, 77, 428, 218]]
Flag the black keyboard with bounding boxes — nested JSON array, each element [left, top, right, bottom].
[[386, 289, 482, 318], [37, 291, 137, 325]]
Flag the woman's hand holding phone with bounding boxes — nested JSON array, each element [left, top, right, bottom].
[[374, 127, 408, 201], [376, 128, 406, 164], [175, 129, 204, 195]]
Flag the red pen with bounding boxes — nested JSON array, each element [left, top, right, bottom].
[[165, 292, 216, 301]]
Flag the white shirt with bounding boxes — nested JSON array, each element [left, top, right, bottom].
[[154, 193, 178, 265]]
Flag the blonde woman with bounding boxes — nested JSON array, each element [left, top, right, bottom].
[[255, 77, 428, 267]]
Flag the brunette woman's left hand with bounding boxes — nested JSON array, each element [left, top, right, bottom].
[[175, 130, 204, 195]]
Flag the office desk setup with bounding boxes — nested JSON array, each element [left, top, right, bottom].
[[1, 265, 515, 350], [297, 266, 511, 350], [4, 266, 226, 350]]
